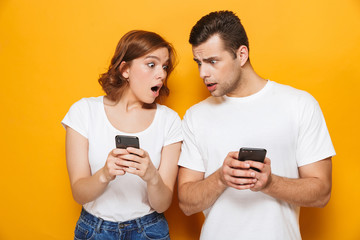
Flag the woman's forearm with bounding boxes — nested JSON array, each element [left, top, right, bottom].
[[71, 168, 110, 205], [146, 171, 173, 213]]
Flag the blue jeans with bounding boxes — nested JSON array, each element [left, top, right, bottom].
[[74, 208, 170, 240]]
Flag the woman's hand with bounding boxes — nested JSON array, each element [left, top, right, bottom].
[[100, 148, 128, 183], [118, 147, 159, 184]]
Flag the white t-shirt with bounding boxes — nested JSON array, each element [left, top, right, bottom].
[[178, 80, 335, 240], [62, 96, 183, 222]]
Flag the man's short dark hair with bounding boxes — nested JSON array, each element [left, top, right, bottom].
[[189, 10, 249, 58]]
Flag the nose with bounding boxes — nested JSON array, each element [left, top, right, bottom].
[[156, 67, 167, 81], [199, 65, 210, 80]]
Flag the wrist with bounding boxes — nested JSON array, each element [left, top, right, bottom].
[[147, 171, 161, 186], [98, 168, 112, 184], [261, 174, 274, 194], [216, 169, 227, 189]]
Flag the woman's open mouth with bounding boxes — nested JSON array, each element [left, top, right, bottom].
[[151, 86, 160, 92], [151, 84, 162, 97]]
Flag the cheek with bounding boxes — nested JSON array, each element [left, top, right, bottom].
[[216, 64, 233, 80], [129, 70, 152, 94], [130, 68, 148, 84], [225, 61, 240, 77], [130, 78, 146, 94]]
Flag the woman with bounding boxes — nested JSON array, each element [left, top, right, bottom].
[[62, 30, 182, 239]]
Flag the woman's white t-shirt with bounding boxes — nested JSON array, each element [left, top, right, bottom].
[[62, 96, 182, 221]]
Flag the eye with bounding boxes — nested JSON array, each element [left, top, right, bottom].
[[162, 65, 169, 70], [196, 61, 202, 67], [210, 60, 217, 64], [147, 62, 155, 68]]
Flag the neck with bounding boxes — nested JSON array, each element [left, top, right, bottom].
[[227, 62, 267, 98], [105, 89, 155, 112]]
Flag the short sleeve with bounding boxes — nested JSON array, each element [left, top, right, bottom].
[[178, 109, 205, 172], [296, 93, 336, 166], [163, 108, 183, 146], [61, 98, 89, 138]]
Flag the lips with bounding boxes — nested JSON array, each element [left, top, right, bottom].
[[151, 84, 162, 97], [206, 82, 217, 92]]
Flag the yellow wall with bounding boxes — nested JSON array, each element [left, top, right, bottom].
[[1, 0, 359, 239]]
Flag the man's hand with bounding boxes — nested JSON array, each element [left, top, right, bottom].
[[220, 151, 258, 190], [247, 157, 272, 192]]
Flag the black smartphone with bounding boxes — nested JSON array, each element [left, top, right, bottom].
[[238, 147, 267, 172], [115, 135, 140, 149]]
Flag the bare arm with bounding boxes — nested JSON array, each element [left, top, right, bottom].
[[178, 167, 225, 216], [65, 126, 126, 205], [249, 157, 332, 207], [148, 142, 182, 212], [178, 152, 256, 216], [122, 142, 181, 213]]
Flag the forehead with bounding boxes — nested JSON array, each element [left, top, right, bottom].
[[192, 35, 227, 59], [143, 47, 169, 61]]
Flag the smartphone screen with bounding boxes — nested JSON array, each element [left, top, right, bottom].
[[115, 135, 140, 149], [238, 147, 267, 172]]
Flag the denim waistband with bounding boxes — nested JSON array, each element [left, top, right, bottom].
[[79, 208, 164, 232]]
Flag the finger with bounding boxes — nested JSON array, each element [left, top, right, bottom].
[[246, 161, 265, 172], [117, 159, 141, 169], [226, 167, 255, 178], [119, 153, 141, 163], [227, 176, 257, 185], [114, 160, 128, 168], [107, 167, 126, 176], [250, 180, 267, 191], [264, 157, 271, 165], [126, 147, 146, 157], [114, 169, 126, 175], [106, 156, 119, 169], [227, 159, 250, 169], [227, 151, 240, 160], [111, 148, 129, 156], [123, 167, 139, 175], [227, 181, 254, 190]]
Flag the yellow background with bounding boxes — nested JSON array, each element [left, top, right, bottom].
[[1, 0, 359, 239]]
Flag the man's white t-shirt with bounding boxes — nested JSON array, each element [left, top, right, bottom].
[[62, 96, 183, 222], [178, 80, 335, 240]]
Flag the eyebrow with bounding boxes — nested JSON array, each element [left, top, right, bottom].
[[193, 56, 218, 62], [145, 55, 160, 60], [145, 55, 169, 63]]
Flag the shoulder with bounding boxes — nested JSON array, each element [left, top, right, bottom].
[[157, 104, 179, 116], [156, 105, 183, 139], [62, 96, 103, 136], [184, 96, 220, 116], [270, 81, 318, 106], [64, 96, 104, 121], [156, 104, 181, 121]]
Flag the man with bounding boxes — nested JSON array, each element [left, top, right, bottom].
[[178, 10, 335, 240]]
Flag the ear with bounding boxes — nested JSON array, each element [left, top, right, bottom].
[[119, 61, 130, 79], [236, 45, 249, 67]]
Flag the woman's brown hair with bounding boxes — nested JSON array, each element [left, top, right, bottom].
[[98, 30, 176, 102]]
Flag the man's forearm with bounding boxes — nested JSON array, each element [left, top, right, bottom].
[[178, 169, 227, 216], [262, 174, 331, 207]]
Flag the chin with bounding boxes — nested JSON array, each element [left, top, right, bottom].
[[210, 91, 224, 97], [142, 98, 156, 105]]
